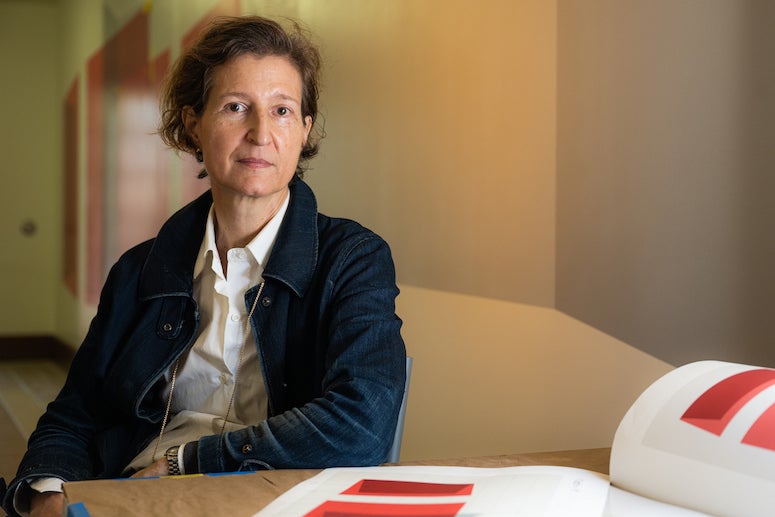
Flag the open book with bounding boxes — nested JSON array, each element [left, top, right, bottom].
[[256, 361, 775, 517], [607, 360, 775, 517]]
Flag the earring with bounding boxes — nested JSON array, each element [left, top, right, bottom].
[[195, 148, 203, 163]]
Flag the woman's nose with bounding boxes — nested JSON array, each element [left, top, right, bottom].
[[247, 115, 271, 145]]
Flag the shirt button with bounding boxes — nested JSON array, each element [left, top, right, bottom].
[[242, 444, 253, 454], [219, 373, 232, 385], [230, 313, 240, 322]]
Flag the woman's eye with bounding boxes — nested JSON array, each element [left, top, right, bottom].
[[226, 103, 245, 113], [276, 106, 290, 116]]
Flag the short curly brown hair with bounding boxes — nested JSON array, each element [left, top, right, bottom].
[[158, 16, 323, 177]]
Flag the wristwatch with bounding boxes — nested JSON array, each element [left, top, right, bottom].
[[165, 445, 181, 476]]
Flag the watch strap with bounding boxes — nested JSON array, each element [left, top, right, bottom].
[[165, 445, 181, 476]]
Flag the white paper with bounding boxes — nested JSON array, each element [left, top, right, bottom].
[[603, 486, 711, 517], [256, 360, 775, 517], [255, 465, 610, 517]]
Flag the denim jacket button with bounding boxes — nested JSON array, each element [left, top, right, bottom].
[[162, 323, 173, 332], [242, 444, 253, 454], [261, 296, 272, 307]]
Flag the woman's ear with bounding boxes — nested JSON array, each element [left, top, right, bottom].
[[182, 106, 199, 145], [302, 115, 313, 144]]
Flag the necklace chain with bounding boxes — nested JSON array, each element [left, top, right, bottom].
[[151, 281, 265, 462]]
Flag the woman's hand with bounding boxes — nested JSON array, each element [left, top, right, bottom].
[[129, 457, 170, 478], [29, 491, 64, 517], [27, 459, 169, 517]]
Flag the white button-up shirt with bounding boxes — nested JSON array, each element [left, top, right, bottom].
[[125, 193, 288, 471]]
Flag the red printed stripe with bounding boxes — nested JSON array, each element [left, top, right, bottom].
[[681, 369, 775, 435], [304, 500, 466, 517], [742, 402, 775, 452], [342, 479, 474, 497]]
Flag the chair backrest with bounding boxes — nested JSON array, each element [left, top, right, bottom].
[[386, 356, 413, 463]]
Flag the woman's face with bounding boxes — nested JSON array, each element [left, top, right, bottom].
[[184, 53, 312, 204]]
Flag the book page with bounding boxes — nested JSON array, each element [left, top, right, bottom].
[[610, 360, 775, 517], [603, 486, 711, 517], [254, 465, 609, 517]]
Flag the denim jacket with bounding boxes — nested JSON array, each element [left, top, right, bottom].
[[2, 178, 405, 515]]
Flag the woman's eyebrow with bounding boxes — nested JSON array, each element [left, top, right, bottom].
[[216, 90, 301, 103]]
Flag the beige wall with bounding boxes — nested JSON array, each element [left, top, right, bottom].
[[556, 1, 775, 367], [296, 0, 559, 307], [397, 286, 669, 459], [0, 1, 61, 335], [10, 0, 775, 461]]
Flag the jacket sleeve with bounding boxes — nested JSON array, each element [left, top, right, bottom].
[[1, 244, 151, 516], [192, 229, 407, 473]]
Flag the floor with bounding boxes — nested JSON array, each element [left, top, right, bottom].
[[0, 360, 67, 484]]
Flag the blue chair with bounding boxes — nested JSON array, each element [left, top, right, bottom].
[[386, 356, 413, 463]]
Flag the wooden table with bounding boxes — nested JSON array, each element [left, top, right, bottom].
[[63, 448, 611, 516], [400, 447, 610, 473]]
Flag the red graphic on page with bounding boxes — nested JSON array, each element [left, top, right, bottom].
[[304, 479, 473, 517], [342, 479, 474, 497], [681, 369, 775, 451], [304, 500, 466, 517]]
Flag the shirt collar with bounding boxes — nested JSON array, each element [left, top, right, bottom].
[[139, 178, 319, 300], [194, 193, 291, 280]]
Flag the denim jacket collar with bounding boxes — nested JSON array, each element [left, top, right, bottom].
[[138, 178, 318, 300]]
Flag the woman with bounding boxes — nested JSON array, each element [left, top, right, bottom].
[[2, 15, 405, 517]]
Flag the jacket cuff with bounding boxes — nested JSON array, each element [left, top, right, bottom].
[[183, 441, 199, 474]]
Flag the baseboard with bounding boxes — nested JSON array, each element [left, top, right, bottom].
[[0, 335, 75, 369]]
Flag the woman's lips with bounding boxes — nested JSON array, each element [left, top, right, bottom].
[[239, 157, 272, 168]]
